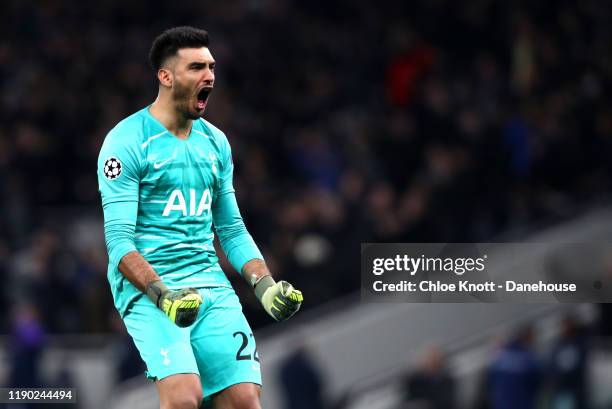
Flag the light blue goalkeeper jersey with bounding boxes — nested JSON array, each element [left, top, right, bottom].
[[97, 107, 262, 316]]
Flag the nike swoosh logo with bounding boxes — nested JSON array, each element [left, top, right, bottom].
[[154, 156, 174, 169]]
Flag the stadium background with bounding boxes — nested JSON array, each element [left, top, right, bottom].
[[1, 0, 612, 408]]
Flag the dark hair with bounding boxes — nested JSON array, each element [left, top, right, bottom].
[[149, 26, 210, 71]]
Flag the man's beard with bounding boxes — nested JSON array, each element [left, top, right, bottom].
[[172, 82, 200, 120]]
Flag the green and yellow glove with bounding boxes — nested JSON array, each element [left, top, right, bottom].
[[146, 280, 202, 327], [254, 276, 303, 321]]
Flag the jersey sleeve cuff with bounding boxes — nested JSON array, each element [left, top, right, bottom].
[[109, 242, 138, 269], [227, 235, 264, 274]]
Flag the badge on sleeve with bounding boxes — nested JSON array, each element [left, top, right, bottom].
[[103, 157, 122, 180]]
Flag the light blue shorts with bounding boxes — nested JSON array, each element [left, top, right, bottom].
[[123, 286, 262, 399]]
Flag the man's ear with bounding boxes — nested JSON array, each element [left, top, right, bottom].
[[157, 68, 173, 88]]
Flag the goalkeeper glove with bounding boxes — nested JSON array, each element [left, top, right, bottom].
[[254, 275, 303, 321], [146, 280, 202, 328]]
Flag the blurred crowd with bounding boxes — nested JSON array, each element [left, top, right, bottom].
[[1, 0, 612, 335], [285, 314, 595, 409], [397, 315, 592, 409]]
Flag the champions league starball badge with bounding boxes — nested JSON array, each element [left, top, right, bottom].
[[103, 157, 122, 180]]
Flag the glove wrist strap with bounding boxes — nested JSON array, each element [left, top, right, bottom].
[[254, 275, 275, 301], [145, 280, 169, 308]]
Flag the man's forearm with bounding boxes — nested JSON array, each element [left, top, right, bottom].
[[118, 250, 162, 292], [119, 251, 202, 327], [242, 258, 271, 287]]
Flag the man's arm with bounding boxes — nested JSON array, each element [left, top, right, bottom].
[[212, 132, 303, 321], [103, 199, 202, 328], [98, 132, 201, 327], [119, 251, 160, 291], [212, 191, 304, 321]]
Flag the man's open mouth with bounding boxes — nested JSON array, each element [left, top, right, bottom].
[[197, 87, 212, 109]]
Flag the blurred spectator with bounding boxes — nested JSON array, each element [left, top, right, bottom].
[[400, 347, 455, 409], [279, 345, 326, 409], [48, 359, 80, 409], [545, 315, 590, 409], [7, 304, 46, 388], [488, 325, 541, 409]]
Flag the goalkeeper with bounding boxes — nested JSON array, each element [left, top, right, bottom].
[[97, 26, 302, 409]]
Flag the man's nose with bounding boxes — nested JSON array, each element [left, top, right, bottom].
[[203, 69, 214, 84]]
